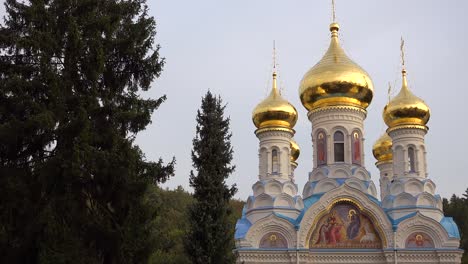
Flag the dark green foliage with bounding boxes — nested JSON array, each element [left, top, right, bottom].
[[144, 186, 244, 264], [148, 186, 192, 264], [186, 91, 238, 264], [443, 189, 468, 263], [0, 0, 174, 263]]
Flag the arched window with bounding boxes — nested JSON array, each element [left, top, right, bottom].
[[317, 131, 327, 166], [272, 149, 279, 173], [334, 131, 345, 162], [351, 131, 361, 165], [408, 147, 416, 172]]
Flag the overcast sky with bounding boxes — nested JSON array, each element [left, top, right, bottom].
[[2, 1, 467, 200]]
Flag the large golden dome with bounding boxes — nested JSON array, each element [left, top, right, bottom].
[[383, 69, 430, 129], [372, 132, 393, 163], [299, 23, 374, 111], [253, 72, 298, 130], [290, 139, 300, 162]]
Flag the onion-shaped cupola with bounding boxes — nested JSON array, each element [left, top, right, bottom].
[[252, 71, 298, 130], [383, 69, 430, 129], [290, 139, 300, 163], [299, 22, 374, 111], [372, 132, 393, 163]]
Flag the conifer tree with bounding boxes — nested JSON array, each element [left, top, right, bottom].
[[186, 91, 237, 264], [0, 0, 173, 263]]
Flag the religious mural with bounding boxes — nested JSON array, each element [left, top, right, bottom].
[[317, 131, 327, 166], [405, 232, 434, 248], [309, 202, 382, 248], [352, 131, 361, 165], [259, 232, 288, 248]]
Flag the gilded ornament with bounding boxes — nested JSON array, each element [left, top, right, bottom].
[[372, 132, 393, 163], [252, 72, 298, 130], [383, 69, 430, 129], [299, 23, 374, 111]]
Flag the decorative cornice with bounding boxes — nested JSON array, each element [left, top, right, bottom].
[[235, 249, 463, 263], [387, 124, 428, 134], [308, 105, 367, 119], [255, 127, 295, 136], [376, 160, 393, 166]]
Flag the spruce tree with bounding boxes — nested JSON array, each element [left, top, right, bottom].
[[186, 91, 237, 264], [0, 0, 174, 263]]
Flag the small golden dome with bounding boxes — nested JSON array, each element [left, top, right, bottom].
[[290, 139, 300, 162], [383, 69, 430, 129], [372, 132, 393, 163], [299, 23, 374, 111], [253, 72, 298, 130]]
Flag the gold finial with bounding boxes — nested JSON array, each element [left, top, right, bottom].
[[329, 0, 340, 35], [400, 37, 408, 89]]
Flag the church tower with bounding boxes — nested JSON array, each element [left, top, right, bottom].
[[237, 51, 304, 244], [373, 132, 393, 200], [381, 42, 443, 221], [299, 21, 377, 198]]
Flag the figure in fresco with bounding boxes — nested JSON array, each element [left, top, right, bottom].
[[346, 209, 361, 240], [352, 132, 361, 163], [317, 132, 326, 165], [310, 203, 382, 249], [360, 220, 376, 243], [259, 232, 288, 248], [406, 233, 434, 248], [315, 213, 343, 245]]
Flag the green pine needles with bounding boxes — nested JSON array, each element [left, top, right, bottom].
[[186, 91, 238, 264], [0, 0, 174, 263]]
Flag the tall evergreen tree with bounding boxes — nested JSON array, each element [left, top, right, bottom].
[[443, 193, 468, 263], [0, 0, 174, 263], [186, 91, 237, 264]]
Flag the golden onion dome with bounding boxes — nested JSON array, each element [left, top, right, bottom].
[[290, 139, 300, 162], [252, 72, 298, 130], [299, 22, 374, 111], [383, 69, 430, 129], [372, 132, 393, 163]]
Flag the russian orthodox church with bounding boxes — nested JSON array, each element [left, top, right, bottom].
[[234, 17, 463, 264]]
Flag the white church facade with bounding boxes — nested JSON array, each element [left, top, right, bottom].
[[234, 19, 462, 264]]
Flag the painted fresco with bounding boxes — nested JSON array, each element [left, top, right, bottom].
[[309, 202, 382, 248], [405, 232, 434, 248], [259, 232, 288, 248]]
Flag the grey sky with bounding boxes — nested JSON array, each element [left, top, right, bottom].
[[2, 1, 467, 200], [139, 0, 468, 200]]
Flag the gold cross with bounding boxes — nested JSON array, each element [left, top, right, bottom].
[[400, 36, 405, 68], [332, 0, 336, 22]]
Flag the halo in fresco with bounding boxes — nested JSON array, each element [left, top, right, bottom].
[[259, 232, 288, 248], [309, 202, 382, 248], [405, 232, 434, 248]]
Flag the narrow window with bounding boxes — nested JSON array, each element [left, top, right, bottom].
[[317, 132, 327, 166], [272, 149, 279, 173], [334, 131, 345, 162], [408, 147, 416, 172]]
